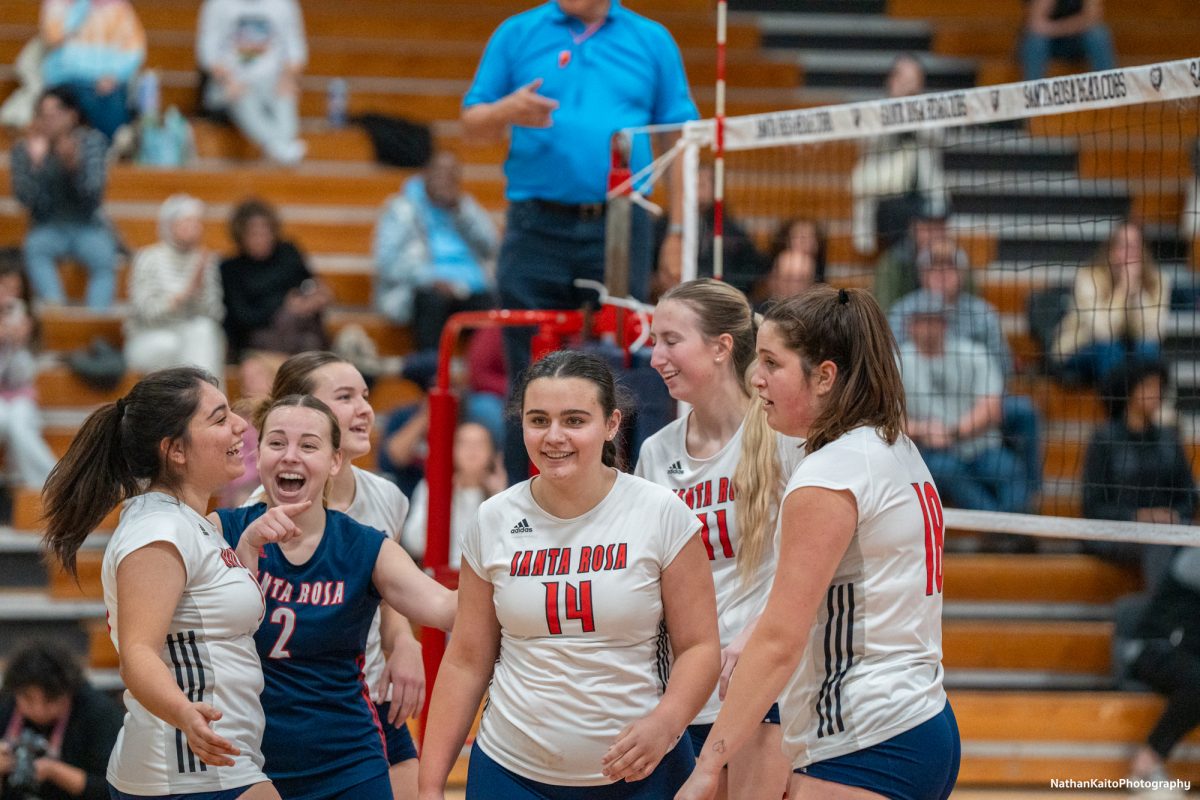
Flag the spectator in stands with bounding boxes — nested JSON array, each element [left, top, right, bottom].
[[653, 162, 763, 297], [751, 216, 828, 307], [196, 0, 308, 165], [1082, 359, 1195, 587], [1183, 138, 1198, 255], [372, 152, 498, 352], [873, 210, 951, 311], [1053, 221, 1170, 386], [379, 398, 428, 499], [0, 640, 123, 800], [462, 0, 698, 482], [0, 251, 59, 489], [766, 217, 826, 283], [10, 86, 118, 309], [890, 242, 1043, 503], [1124, 547, 1200, 792], [401, 421, 505, 568], [851, 53, 947, 257], [38, 0, 145, 141], [124, 194, 226, 382], [219, 198, 331, 361], [1018, 0, 1116, 82], [900, 291, 1031, 515], [754, 249, 820, 311]]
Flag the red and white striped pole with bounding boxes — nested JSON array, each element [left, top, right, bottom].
[[712, 0, 727, 281]]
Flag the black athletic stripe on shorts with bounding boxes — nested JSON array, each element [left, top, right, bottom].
[[816, 583, 855, 739], [166, 630, 209, 774]]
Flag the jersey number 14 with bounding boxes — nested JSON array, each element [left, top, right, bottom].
[[912, 482, 944, 596], [543, 580, 595, 634]]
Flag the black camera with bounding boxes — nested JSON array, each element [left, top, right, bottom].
[[8, 728, 48, 799]]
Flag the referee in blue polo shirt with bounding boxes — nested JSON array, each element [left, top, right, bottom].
[[463, 0, 698, 482]]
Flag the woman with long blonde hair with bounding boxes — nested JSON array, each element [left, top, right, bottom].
[[637, 278, 804, 800]]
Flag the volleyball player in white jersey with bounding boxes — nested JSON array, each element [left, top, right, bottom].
[[636, 279, 803, 800], [676, 287, 959, 800], [246, 352, 421, 798], [42, 367, 279, 800], [418, 350, 721, 800]]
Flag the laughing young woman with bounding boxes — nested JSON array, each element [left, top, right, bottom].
[[214, 395, 455, 800], [43, 367, 280, 800], [248, 351, 424, 799]]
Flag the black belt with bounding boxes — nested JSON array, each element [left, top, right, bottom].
[[530, 199, 606, 220]]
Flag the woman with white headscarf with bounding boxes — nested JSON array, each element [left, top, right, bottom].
[[123, 194, 226, 381]]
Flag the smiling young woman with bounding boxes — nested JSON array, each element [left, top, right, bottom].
[[638, 279, 804, 800], [42, 367, 282, 800], [213, 394, 455, 800], [418, 350, 720, 800]]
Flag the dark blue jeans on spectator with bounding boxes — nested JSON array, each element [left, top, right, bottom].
[[1019, 25, 1116, 81], [922, 444, 1031, 514], [497, 200, 652, 483], [1064, 340, 1160, 387], [1001, 394, 1043, 499], [64, 81, 130, 141]]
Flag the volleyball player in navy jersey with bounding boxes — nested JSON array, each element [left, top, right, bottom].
[[247, 351, 424, 799], [214, 395, 456, 800]]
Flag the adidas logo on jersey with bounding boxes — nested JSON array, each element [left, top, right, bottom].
[[667, 460, 685, 476], [510, 518, 534, 535]]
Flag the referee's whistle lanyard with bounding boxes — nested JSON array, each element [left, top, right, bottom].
[[3, 700, 71, 758], [558, 19, 604, 69]]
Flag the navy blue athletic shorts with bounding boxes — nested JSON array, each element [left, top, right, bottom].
[[796, 701, 960, 800], [686, 703, 781, 757], [374, 701, 419, 764], [465, 737, 695, 799]]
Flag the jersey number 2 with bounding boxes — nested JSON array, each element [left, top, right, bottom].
[[912, 482, 944, 596], [267, 607, 296, 659], [543, 580, 595, 634]]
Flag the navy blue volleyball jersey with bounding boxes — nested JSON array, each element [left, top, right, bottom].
[[219, 505, 389, 799]]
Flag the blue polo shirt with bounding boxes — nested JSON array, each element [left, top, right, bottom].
[[464, 0, 698, 204]]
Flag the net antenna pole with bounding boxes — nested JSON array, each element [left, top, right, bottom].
[[681, 138, 701, 283], [712, 0, 727, 281]]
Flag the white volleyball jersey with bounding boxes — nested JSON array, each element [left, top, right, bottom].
[[462, 471, 701, 786], [247, 466, 409, 702], [777, 427, 947, 768], [102, 492, 268, 794], [636, 416, 806, 723]]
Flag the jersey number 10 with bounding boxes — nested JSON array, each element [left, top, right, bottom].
[[912, 482, 944, 596], [543, 580, 595, 634]]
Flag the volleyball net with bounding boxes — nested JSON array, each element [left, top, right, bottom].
[[611, 57, 1200, 528]]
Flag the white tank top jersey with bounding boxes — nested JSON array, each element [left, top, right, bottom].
[[101, 492, 269, 794], [635, 417, 806, 723], [461, 471, 701, 786], [777, 427, 947, 768], [247, 465, 409, 702]]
